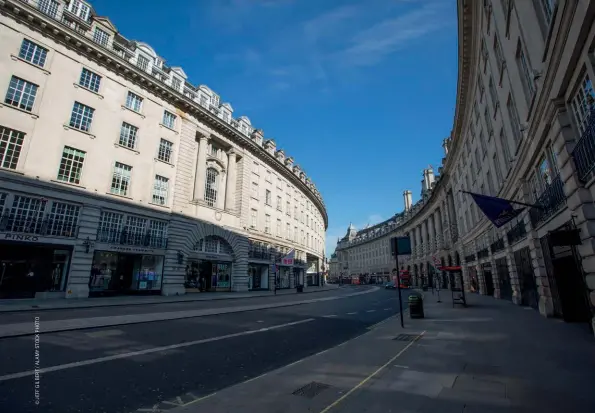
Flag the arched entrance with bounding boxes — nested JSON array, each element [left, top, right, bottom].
[[186, 236, 234, 292]]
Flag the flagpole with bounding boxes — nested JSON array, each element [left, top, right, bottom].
[[459, 190, 545, 210]]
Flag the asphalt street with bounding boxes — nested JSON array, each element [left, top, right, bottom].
[[0, 286, 363, 324], [0, 286, 408, 413]]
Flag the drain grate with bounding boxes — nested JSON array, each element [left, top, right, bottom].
[[292, 381, 330, 399], [393, 333, 418, 342]]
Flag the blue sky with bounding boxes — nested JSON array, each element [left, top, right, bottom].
[[91, 0, 458, 254]]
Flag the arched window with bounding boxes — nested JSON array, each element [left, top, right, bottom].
[[204, 167, 219, 207]]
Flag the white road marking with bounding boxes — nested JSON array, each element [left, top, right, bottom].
[[0, 318, 315, 383], [366, 310, 376, 313], [257, 320, 264, 323], [394, 365, 409, 369], [384, 308, 391, 311], [322, 315, 338, 318], [347, 312, 357, 315]]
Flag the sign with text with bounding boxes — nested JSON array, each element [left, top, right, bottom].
[[2, 233, 41, 242]]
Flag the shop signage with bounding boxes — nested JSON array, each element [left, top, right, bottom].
[[2, 233, 41, 242], [281, 258, 294, 265], [205, 255, 219, 260], [107, 245, 155, 254]]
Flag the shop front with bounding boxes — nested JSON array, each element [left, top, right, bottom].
[[0, 235, 73, 299], [248, 263, 269, 291], [89, 246, 164, 296], [278, 265, 292, 289], [185, 259, 232, 292]]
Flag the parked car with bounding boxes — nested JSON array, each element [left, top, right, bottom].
[[384, 282, 396, 290]]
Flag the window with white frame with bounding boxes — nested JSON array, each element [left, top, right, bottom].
[[5, 195, 46, 234], [110, 162, 132, 196], [286, 200, 290, 215], [484, 107, 493, 136], [517, 41, 535, 99], [152, 175, 169, 205], [171, 77, 181, 92], [474, 148, 481, 171], [79, 68, 101, 93], [157, 138, 173, 163], [251, 182, 259, 199], [486, 170, 495, 195], [0, 126, 24, 170], [136, 55, 150, 71], [265, 214, 271, 233], [493, 35, 505, 74], [478, 75, 485, 103], [149, 220, 168, 248], [266, 170, 271, 182], [68, 0, 91, 21], [97, 211, 123, 242], [69, 101, 95, 132], [162, 110, 176, 129], [253, 162, 259, 175], [499, 127, 512, 167], [57, 146, 85, 184], [473, 100, 480, 123], [125, 91, 143, 112], [119, 122, 138, 149], [204, 168, 218, 207], [488, 76, 498, 111], [265, 189, 271, 205], [39, 0, 59, 18], [506, 94, 522, 146], [570, 74, 595, 136], [125, 215, 148, 245], [210, 94, 220, 107], [209, 144, 218, 157], [481, 38, 488, 72], [493, 152, 503, 185], [287, 223, 291, 240], [5, 76, 38, 112], [92, 27, 110, 47], [19, 39, 48, 68], [250, 209, 257, 228], [276, 219, 282, 237], [277, 196, 282, 211], [47, 202, 80, 237]]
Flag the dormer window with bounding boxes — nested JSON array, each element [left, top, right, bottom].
[[93, 27, 110, 47], [200, 95, 208, 107], [171, 77, 181, 92], [68, 0, 90, 21], [137, 55, 150, 71], [211, 94, 220, 107], [223, 111, 231, 122], [39, 0, 59, 19]]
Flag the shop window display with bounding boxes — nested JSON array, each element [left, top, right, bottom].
[[90, 251, 163, 294]]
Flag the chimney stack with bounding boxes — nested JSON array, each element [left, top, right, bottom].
[[442, 137, 450, 156], [403, 190, 413, 211]]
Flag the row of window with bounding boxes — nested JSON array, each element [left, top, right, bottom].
[[248, 209, 323, 252]]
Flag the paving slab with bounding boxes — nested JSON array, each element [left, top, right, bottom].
[[162, 293, 595, 413]]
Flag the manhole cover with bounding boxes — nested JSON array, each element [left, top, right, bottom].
[[292, 381, 330, 399], [393, 334, 418, 341]]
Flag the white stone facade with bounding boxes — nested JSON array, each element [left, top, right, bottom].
[[336, 0, 595, 333], [0, 0, 326, 299]]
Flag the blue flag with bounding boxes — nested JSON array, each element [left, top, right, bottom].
[[468, 192, 524, 228]]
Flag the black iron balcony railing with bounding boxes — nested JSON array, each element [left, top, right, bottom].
[[506, 221, 526, 245], [490, 238, 505, 254], [477, 248, 490, 260], [0, 215, 79, 238], [96, 229, 168, 249], [464, 253, 476, 263], [571, 108, 595, 182], [248, 249, 271, 260], [529, 175, 566, 228]]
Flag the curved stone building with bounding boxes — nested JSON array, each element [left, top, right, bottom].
[[336, 0, 595, 332], [0, 0, 327, 299]]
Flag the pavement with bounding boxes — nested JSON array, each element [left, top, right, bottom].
[[0, 286, 408, 413], [162, 292, 595, 413], [0, 284, 341, 312], [0, 285, 378, 338]]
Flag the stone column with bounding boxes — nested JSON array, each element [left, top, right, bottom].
[[416, 225, 422, 258], [193, 135, 209, 201], [421, 220, 428, 258], [225, 149, 238, 212], [434, 209, 442, 250], [427, 216, 435, 254], [409, 231, 415, 259]]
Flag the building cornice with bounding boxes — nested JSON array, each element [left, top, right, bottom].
[[0, 0, 328, 228]]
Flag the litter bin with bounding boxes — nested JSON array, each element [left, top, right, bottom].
[[296, 285, 304, 293], [408, 293, 424, 319]]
